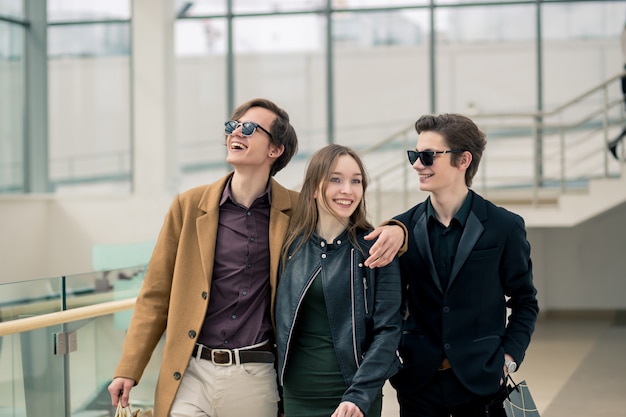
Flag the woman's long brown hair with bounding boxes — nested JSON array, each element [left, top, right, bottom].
[[281, 144, 373, 266]]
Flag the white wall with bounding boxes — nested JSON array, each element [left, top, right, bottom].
[[0, 195, 171, 283], [533, 203, 626, 311]]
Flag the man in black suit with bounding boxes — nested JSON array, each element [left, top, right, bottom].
[[390, 114, 539, 417]]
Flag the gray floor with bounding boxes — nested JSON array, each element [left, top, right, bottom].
[[382, 312, 626, 417]]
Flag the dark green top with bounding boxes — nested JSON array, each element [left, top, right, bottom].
[[283, 271, 346, 416]]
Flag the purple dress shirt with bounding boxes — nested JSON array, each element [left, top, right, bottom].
[[197, 179, 273, 349]]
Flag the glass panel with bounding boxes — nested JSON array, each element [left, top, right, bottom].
[[48, 0, 130, 22], [175, 17, 228, 56], [47, 23, 132, 194], [67, 265, 156, 413], [543, 2, 625, 108], [233, 0, 323, 14], [233, 14, 327, 189], [0, 268, 155, 417], [435, 5, 536, 114], [434, 4, 537, 192], [0, 277, 63, 322], [0, 333, 26, 417], [0, 326, 66, 417], [0, 0, 23, 19], [335, 0, 429, 8], [63, 268, 147, 312], [175, 0, 226, 16], [0, 20, 24, 194], [0, 278, 65, 417], [542, 1, 625, 40], [233, 14, 321, 53], [437, 0, 520, 4], [333, 10, 429, 148], [541, 1, 626, 184], [178, 0, 324, 16], [70, 314, 162, 414], [437, 4, 535, 43], [48, 22, 130, 58], [174, 13, 327, 190], [174, 18, 230, 190]]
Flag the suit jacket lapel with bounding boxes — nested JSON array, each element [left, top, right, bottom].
[[448, 207, 484, 289], [413, 210, 443, 293]]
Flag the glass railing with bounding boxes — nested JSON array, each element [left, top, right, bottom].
[[0, 266, 160, 417]]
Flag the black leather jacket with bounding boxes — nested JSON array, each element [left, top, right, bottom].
[[276, 229, 402, 415]]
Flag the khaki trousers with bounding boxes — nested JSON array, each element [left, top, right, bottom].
[[169, 356, 279, 417]]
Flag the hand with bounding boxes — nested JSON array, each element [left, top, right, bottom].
[[364, 225, 404, 268], [331, 401, 363, 417], [107, 377, 136, 407], [503, 353, 515, 378]]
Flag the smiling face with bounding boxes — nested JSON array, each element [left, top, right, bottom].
[[412, 130, 467, 194], [315, 154, 364, 224], [225, 106, 283, 174]]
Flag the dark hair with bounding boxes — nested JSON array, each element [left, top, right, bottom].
[[230, 98, 298, 176], [281, 144, 373, 264], [414, 113, 486, 187]]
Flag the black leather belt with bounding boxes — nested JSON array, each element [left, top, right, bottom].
[[192, 343, 274, 366]]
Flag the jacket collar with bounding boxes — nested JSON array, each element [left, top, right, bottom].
[[412, 190, 487, 292]]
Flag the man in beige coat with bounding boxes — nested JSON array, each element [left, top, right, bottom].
[[108, 98, 403, 417]]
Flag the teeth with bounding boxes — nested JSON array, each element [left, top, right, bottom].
[[335, 199, 352, 205], [230, 141, 246, 150]]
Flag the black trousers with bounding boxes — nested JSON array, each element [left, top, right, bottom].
[[396, 369, 507, 417]]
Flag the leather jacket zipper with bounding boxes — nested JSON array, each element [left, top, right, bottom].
[[350, 248, 360, 368], [362, 277, 369, 315], [280, 266, 321, 385]]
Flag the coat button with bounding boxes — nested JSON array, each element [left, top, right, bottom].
[[188, 330, 196, 338], [202, 291, 208, 299], [173, 372, 181, 380]]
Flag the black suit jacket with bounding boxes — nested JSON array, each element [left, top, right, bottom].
[[390, 190, 539, 397]]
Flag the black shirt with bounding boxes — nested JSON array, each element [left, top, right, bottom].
[[426, 192, 473, 291]]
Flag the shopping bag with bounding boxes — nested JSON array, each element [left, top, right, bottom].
[[115, 401, 154, 417], [503, 378, 540, 417], [487, 375, 540, 417]]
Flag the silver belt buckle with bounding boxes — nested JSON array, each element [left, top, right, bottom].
[[211, 348, 233, 366]]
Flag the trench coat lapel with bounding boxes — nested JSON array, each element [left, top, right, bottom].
[[196, 173, 232, 285], [267, 178, 296, 329]]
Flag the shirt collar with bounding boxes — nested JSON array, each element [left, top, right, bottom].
[[220, 176, 272, 207], [426, 191, 473, 227]]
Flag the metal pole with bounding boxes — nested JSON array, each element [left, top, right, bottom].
[[535, 0, 544, 186], [429, 0, 436, 113], [325, 0, 334, 144]]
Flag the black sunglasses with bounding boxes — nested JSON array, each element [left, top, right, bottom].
[[407, 149, 465, 166], [224, 120, 273, 140]]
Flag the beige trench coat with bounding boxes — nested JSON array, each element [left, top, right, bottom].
[[113, 172, 299, 417]]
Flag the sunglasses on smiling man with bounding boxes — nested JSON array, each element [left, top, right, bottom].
[[406, 149, 466, 166], [224, 120, 273, 140]]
